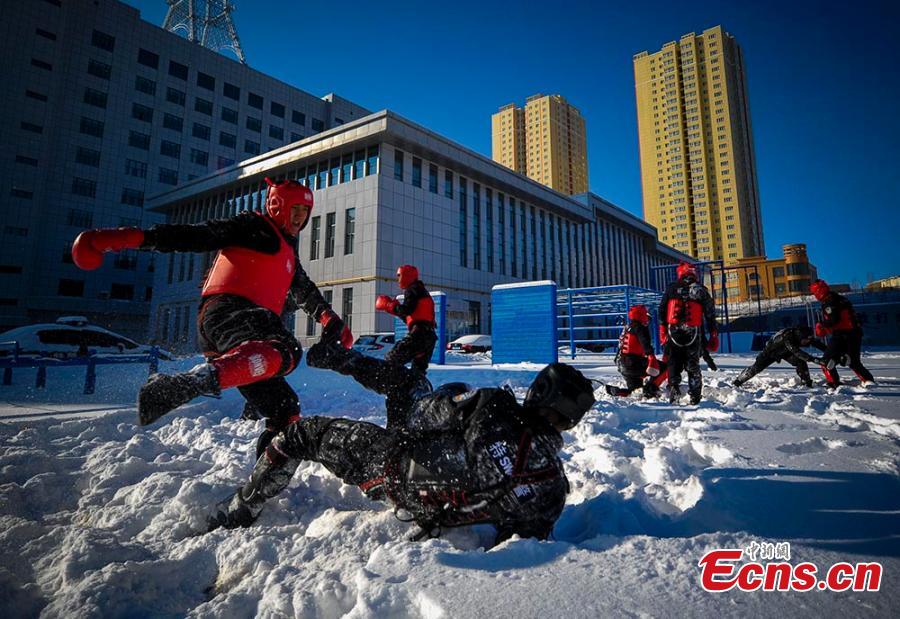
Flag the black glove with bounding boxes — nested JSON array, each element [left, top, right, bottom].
[[319, 309, 346, 345]]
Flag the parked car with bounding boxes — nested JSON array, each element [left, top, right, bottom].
[[0, 316, 172, 360], [447, 334, 492, 353], [352, 333, 396, 353]]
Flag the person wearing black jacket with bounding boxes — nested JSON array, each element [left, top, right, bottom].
[[206, 343, 596, 545], [606, 305, 663, 397], [733, 325, 826, 387], [376, 265, 437, 373], [658, 262, 718, 405], [72, 178, 353, 456], [811, 280, 875, 387]]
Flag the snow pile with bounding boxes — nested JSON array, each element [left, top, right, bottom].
[[1, 353, 899, 616]]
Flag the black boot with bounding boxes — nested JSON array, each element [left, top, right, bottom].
[[307, 341, 356, 372], [138, 363, 220, 426], [642, 382, 661, 399], [207, 434, 300, 532], [667, 384, 681, 404], [689, 390, 702, 405]]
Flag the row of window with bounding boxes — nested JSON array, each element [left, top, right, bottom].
[[308, 209, 356, 260]]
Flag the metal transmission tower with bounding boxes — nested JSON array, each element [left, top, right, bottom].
[[162, 0, 247, 64]]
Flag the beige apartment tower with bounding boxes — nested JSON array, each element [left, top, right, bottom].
[[634, 25, 763, 264], [492, 94, 588, 195]]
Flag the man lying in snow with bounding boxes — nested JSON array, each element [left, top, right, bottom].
[[207, 343, 596, 546], [733, 325, 827, 388]]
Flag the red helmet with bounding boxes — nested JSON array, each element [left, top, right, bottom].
[[676, 262, 698, 282], [264, 177, 313, 233], [628, 305, 650, 325], [397, 265, 419, 289], [810, 279, 830, 301]]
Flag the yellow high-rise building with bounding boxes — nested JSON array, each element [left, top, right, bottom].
[[634, 26, 764, 264], [491, 94, 588, 195]]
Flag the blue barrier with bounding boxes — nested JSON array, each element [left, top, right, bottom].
[[393, 291, 447, 365], [492, 281, 558, 364], [0, 341, 160, 395], [556, 285, 663, 359]]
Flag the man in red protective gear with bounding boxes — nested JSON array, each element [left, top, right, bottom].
[[605, 305, 666, 398], [810, 279, 874, 387], [375, 265, 437, 374], [658, 262, 718, 405], [72, 178, 353, 457]]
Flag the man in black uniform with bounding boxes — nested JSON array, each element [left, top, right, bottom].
[[207, 343, 596, 545], [811, 280, 875, 387], [733, 325, 827, 388], [605, 305, 663, 397], [376, 265, 437, 374], [72, 178, 352, 456], [658, 262, 718, 405]]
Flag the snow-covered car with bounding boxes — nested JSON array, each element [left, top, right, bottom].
[[447, 334, 492, 353], [0, 317, 172, 360], [352, 333, 396, 353]]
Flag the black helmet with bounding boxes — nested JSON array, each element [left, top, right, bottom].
[[524, 363, 596, 430]]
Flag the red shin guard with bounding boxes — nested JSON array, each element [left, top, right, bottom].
[[211, 340, 286, 389]]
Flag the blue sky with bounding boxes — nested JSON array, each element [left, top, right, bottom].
[[126, 0, 900, 284]]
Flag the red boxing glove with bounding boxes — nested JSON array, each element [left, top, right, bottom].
[[706, 330, 719, 353], [375, 295, 399, 314], [319, 310, 354, 350], [72, 227, 144, 271], [815, 322, 830, 338], [646, 355, 660, 377], [658, 325, 668, 346]]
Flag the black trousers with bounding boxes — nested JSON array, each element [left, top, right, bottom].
[[198, 295, 303, 455], [736, 351, 812, 386], [665, 337, 703, 398], [386, 324, 437, 373], [822, 329, 874, 385]]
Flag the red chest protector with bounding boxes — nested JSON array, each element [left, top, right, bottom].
[[666, 297, 703, 327], [406, 291, 436, 328], [832, 308, 856, 331], [620, 327, 647, 356], [202, 214, 295, 315]]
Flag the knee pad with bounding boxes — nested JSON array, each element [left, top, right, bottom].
[[211, 340, 286, 389], [265, 337, 303, 376]]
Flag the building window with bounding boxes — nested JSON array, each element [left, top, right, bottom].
[[137, 48, 159, 69], [31, 58, 53, 71], [110, 283, 134, 300], [166, 86, 186, 106], [132, 103, 153, 123], [509, 198, 517, 277], [58, 279, 85, 297], [459, 178, 468, 267], [324, 212, 336, 258], [10, 189, 33, 199], [329, 158, 340, 187], [67, 208, 93, 227], [344, 208, 355, 255], [135, 76, 156, 95], [194, 97, 212, 116], [163, 113, 184, 132], [4, 225, 29, 236], [120, 188, 144, 206], [87, 59, 111, 80], [311, 118, 324, 132], [772, 266, 785, 278], [353, 149, 365, 179], [317, 161, 329, 189], [158, 167, 178, 185], [271, 101, 285, 118], [247, 91, 263, 109], [21, 122, 43, 134], [189, 148, 208, 166], [444, 170, 453, 198], [15, 155, 38, 166], [244, 140, 260, 155], [429, 164, 438, 193], [394, 149, 404, 181], [219, 132, 236, 148], [223, 82, 240, 100], [411, 157, 422, 188], [216, 156, 234, 169], [269, 125, 284, 140], [128, 130, 150, 150], [486, 189, 494, 273], [71, 177, 96, 198], [221, 107, 237, 124], [125, 159, 147, 178], [168, 60, 188, 80], [291, 132, 303, 142], [337, 153, 351, 184], [36, 28, 57, 41], [341, 288, 353, 331], [26, 90, 49, 102], [309, 216, 321, 260], [197, 71, 215, 90], [292, 110, 306, 126], [366, 146, 379, 176], [192, 122, 211, 140], [246, 116, 261, 132], [472, 184, 481, 270], [160, 140, 181, 159], [83, 87, 107, 108], [498, 194, 506, 275], [75, 147, 101, 167]]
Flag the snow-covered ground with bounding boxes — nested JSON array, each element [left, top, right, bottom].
[[1, 352, 899, 617]]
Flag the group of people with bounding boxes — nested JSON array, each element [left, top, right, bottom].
[[605, 265, 875, 399], [70, 178, 874, 544], [71, 178, 595, 544]]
